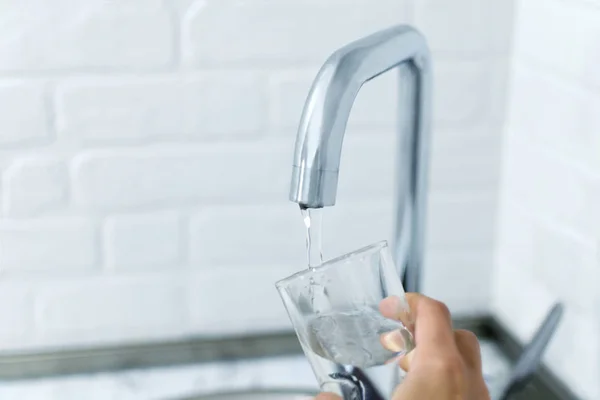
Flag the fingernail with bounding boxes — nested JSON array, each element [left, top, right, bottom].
[[381, 330, 406, 352], [399, 349, 415, 372]]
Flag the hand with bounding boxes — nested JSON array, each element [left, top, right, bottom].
[[315, 293, 490, 400]]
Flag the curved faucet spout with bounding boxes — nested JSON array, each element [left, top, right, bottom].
[[288, 24, 432, 294]]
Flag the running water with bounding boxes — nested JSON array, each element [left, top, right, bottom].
[[301, 207, 324, 268], [297, 206, 414, 399], [301, 207, 327, 312]]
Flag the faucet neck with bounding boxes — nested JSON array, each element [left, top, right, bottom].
[[289, 24, 433, 294]]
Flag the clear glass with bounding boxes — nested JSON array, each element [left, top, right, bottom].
[[276, 240, 415, 399]]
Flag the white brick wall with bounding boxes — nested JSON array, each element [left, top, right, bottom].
[[105, 211, 183, 271], [0, 285, 33, 346], [0, 0, 510, 360], [0, 81, 49, 147], [3, 158, 69, 217], [181, 1, 411, 67], [55, 74, 268, 144], [0, 218, 97, 273], [494, 0, 600, 398], [35, 274, 188, 347], [0, 2, 174, 72]]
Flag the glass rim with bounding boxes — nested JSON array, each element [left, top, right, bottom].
[[275, 239, 390, 289]]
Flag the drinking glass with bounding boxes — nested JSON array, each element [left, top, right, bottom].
[[276, 240, 415, 400]]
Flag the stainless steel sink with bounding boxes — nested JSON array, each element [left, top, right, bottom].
[[0, 316, 578, 400], [181, 389, 315, 400]]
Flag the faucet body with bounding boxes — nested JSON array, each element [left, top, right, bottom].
[[289, 25, 432, 294]]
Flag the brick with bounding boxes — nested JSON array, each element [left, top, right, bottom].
[[189, 201, 399, 269], [501, 136, 597, 237], [429, 127, 502, 191], [494, 201, 535, 272], [494, 204, 600, 399], [514, 0, 600, 88], [0, 3, 173, 72], [71, 142, 291, 211], [2, 158, 68, 217], [332, 131, 501, 202], [433, 61, 492, 127], [36, 275, 187, 345], [422, 249, 492, 315], [425, 191, 497, 249], [507, 64, 600, 171], [268, 70, 319, 132], [0, 218, 97, 273], [531, 221, 598, 310], [488, 61, 512, 124], [182, 0, 410, 67], [190, 204, 306, 268], [56, 74, 266, 144], [321, 201, 496, 304], [594, 182, 600, 241], [334, 135, 397, 201], [321, 201, 395, 260], [488, 0, 516, 56], [492, 267, 557, 344], [188, 267, 295, 334], [170, 0, 197, 16], [101, 0, 165, 8], [414, 0, 502, 56], [190, 191, 496, 270], [271, 107, 499, 204], [0, 285, 33, 341], [105, 212, 182, 271], [0, 81, 48, 147], [543, 309, 600, 400], [322, 194, 491, 258]]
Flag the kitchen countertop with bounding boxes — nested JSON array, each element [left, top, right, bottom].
[[0, 339, 512, 400]]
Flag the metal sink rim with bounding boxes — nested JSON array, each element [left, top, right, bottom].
[[0, 315, 579, 400]]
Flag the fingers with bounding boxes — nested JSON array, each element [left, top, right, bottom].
[[379, 295, 405, 319], [315, 296, 484, 400], [378, 295, 487, 400], [378, 295, 414, 358], [379, 293, 455, 348], [403, 293, 456, 356], [379, 295, 412, 328], [397, 346, 414, 371], [380, 329, 408, 354], [379, 295, 482, 370], [453, 329, 482, 370], [379, 293, 458, 376], [395, 331, 481, 373]]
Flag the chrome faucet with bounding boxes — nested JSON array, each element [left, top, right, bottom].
[[287, 25, 565, 400], [289, 24, 432, 294]]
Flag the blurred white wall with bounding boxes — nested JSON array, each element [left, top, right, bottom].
[[493, 0, 600, 398], [0, 0, 511, 352]]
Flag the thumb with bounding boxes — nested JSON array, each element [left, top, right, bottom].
[[398, 348, 415, 372], [391, 370, 433, 400]]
